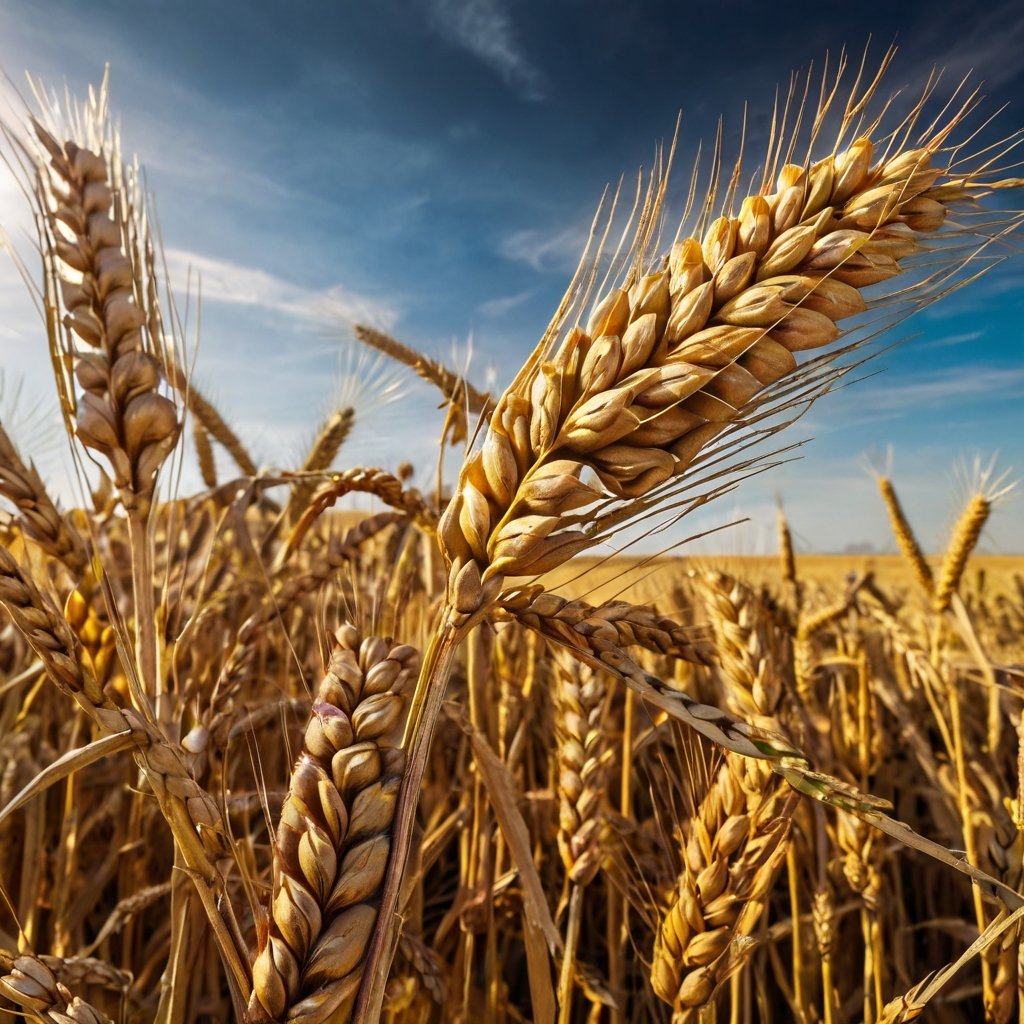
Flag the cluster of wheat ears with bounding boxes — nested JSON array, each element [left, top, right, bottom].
[[0, 48, 1022, 1024]]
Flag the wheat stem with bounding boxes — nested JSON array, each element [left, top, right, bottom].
[[352, 626, 463, 1024]]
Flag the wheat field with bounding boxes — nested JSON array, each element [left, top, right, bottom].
[[0, 49, 1023, 1024]]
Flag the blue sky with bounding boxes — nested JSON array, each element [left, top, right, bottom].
[[0, 0, 1022, 554]]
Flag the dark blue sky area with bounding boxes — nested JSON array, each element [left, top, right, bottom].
[[1, 0, 1022, 552]]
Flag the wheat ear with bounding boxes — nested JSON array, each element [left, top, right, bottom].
[[193, 418, 218, 488], [551, 650, 612, 1018], [162, 360, 258, 476], [352, 324, 492, 416], [652, 757, 793, 1019], [248, 626, 419, 1024], [701, 570, 781, 717], [30, 117, 179, 517], [933, 493, 990, 613], [0, 545, 111, 710], [0, 951, 111, 1024], [285, 407, 356, 523], [877, 476, 933, 596], [776, 506, 797, 591], [553, 651, 611, 886], [437, 101, 1017, 602], [0, 422, 86, 571], [279, 467, 436, 566], [498, 584, 714, 665], [357, 62, 1024, 1021]]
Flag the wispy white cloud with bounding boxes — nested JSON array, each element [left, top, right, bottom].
[[163, 248, 399, 327], [477, 286, 537, 318], [497, 222, 589, 273], [917, 329, 984, 351], [853, 366, 1024, 413], [893, 1, 1024, 96], [423, 0, 546, 101], [798, 363, 1024, 436]]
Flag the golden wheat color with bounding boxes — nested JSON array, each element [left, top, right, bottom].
[[0, 49, 1021, 1024]]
